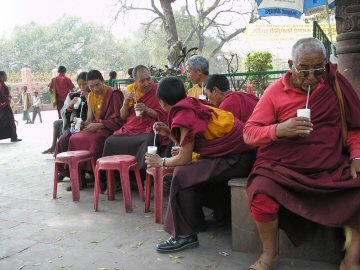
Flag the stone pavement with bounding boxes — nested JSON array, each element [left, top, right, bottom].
[[0, 110, 338, 270]]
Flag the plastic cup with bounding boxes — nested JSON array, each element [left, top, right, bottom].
[[135, 110, 142, 117], [297, 109, 311, 119], [75, 118, 82, 132], [147, 146, 157, 155], [198, 94, 206, 100], [73, 98, 81, 109]]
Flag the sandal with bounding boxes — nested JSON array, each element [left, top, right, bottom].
[[248, 254, 278, 270], [340, 260, 360, 270]]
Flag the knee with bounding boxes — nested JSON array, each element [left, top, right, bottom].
[[251, 194, 279, 222]]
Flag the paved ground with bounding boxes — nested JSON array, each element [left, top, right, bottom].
[[0, 110, 338, 270]]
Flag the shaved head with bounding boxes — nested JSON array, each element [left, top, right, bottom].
[[291, 37, 326, 62]]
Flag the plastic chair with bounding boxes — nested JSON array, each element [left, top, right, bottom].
[[53, 150, 95, 202], [94, 155, 144, 213], [144, 166, 174, 224]]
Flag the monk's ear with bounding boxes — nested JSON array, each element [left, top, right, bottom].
[[288, 60, 293, 71]]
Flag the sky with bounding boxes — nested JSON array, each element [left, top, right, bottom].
[[1, 0, 152, 39]]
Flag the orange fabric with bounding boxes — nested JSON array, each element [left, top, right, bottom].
[[89, 85, 110, 120], [203, 105, 235, 140], [187, 84, 203, 98]]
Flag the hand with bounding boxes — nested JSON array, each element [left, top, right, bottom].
[[70, 97, 78, 107], [124, 91, 135, 103], [276, 117, 313, 138], [171, 146, 180, 157], [83, 122, 103, 132], [134, 103, 146, 114], [145, 153, 162, 168], [153, 122, 170, 137], [350, 159, 360, 179]]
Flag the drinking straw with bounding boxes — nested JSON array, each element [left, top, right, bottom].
[[305, 85, 310, 109], [153, 132, 156, 146], [80, 101, 84, 116], [201, 82, 204, 95]]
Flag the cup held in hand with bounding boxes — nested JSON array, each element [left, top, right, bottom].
[[147, 146, 157, 155], [198, 94, 206, 100], [297, 109, 311, 120], [135, 109, 142, 117]]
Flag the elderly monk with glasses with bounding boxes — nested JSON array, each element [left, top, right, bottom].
[[243, 37, 360, 270]]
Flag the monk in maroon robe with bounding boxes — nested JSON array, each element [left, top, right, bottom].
[[103, 65, 167, 169], [0, 71, 21, 142], [145, 76, 255, 253], [65, 70, 124, 180], [244, 38, 360, 270]]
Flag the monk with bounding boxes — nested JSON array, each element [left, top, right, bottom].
[[145, 76, 255, 253], [243, 38, 360, 270], [55, 72, 90, 159], [65, 70, 124, 186], [102, 65, 167, 169], [48, 66, 75, 119], [186, 55, 209, 98], [0, 71, 21, 142], [204, 74, 259, 123]]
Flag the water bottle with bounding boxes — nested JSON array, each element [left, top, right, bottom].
[[70, 123, 76, 135]]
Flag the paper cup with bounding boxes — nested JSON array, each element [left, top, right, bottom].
[[198, 94, 206, 100], [147, 146, 157, 155], [297, 109, 311, 119], [135, 110, 142, 117]]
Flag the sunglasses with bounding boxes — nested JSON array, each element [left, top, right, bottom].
[[294, 66, 326, 78]]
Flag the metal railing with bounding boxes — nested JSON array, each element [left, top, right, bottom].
[[106, 70, 287, 96], [313, 21, 334, 61]]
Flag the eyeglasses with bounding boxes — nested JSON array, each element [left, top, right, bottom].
[[294, 66, 326, 78]]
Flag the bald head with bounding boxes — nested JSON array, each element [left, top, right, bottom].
[[291, 38, 326, 62]]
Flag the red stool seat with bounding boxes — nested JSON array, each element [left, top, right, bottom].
[[94, 155, 144, 213], [53, 150, 94, 202], [144, 166, 174, 224]]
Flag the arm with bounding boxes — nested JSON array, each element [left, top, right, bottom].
[[120, 89, 134, 120], [145, 127, 194, 167], [348, 130, 360, 178]]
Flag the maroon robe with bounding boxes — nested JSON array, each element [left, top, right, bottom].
[[114, 83, 166, 135], [67, 88, 124, 172], [0, 81, 17, 140], [219, 91, 259, 123], [164, 98, 255, 236], [247, 64, 360, 245]]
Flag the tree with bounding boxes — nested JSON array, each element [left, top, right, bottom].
[[112, 0, 260, 63], [243, 51, 273, 96]]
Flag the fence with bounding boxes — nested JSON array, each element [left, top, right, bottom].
[[106, 70, 287, 97]]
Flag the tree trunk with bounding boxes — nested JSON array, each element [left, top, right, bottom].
[[159, 0, 178, 49]]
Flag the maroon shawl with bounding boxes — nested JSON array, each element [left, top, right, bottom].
[[169, 97, 253, 157], [68, 87, 124, 170], [247, 63, 360, 245], [115, 83, 167, 135], [219, 91, 259, 122], [0, 81, 11, 108]]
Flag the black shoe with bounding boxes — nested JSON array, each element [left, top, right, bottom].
[[10, 138, 22, 142], [156, 235, 199, 253]]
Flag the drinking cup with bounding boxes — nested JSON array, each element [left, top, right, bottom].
[[147, 146, 157, 155], [198, 94, 206, 100], [297, 109, 311, 120]]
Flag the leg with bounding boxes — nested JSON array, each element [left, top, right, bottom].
[[341, 227, 360, 270], [43, 120, 62, 153], [94, 166, 101, 211], [39, 111, 42, 123], [249, 194, 280, 270]]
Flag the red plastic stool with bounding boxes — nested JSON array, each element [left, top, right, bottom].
[[144, 166, 174, 224], [94, 155, 144, 213], [53, 150, 95, 202]]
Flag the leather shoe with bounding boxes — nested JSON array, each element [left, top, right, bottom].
[[156, 235, 199, 253], [10, 138, 22, 142]]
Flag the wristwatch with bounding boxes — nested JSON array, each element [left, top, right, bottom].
[[161, 158, 166, 167]]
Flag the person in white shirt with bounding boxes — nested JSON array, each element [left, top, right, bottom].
[[31, 91, 42, 123]]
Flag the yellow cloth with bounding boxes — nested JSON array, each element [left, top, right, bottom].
[[126, 83, 145, 106], [192, 106, 235, 162], [187, 84, 203, 98], [89, 85, 110, 120]]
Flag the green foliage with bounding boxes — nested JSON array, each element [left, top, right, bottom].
[[243, 51, 273, 96]]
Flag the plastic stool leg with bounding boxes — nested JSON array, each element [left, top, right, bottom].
[[53, 162, 60, 199], [69, 161, 80, 202], [119, 164, 132, 213], [144, 172, 152, 213], [154, 168, 165, 224], [133, 163, 144, 201], [108, 170, 115, 201], [94, 166, 101, 211]]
